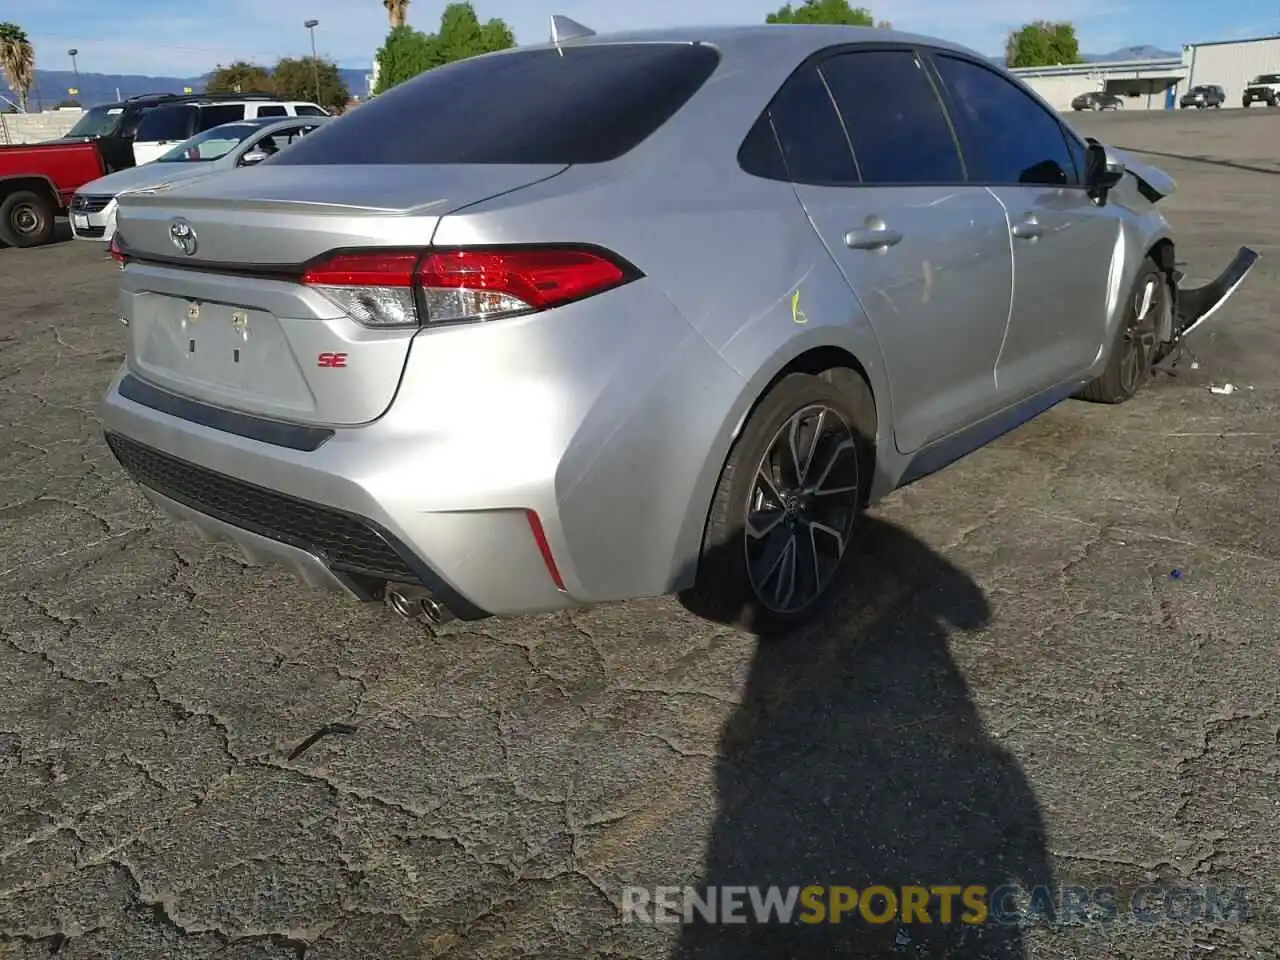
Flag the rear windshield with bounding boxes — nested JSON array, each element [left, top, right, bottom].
[[271, 42, 721, 165], [136, 105, 195, 142], [67, 105, 127, 138]]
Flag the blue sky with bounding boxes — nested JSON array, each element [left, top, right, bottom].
[[5, 0, 1276, 77]]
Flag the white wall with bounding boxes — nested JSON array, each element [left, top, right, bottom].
[[1185, 37, 1280, 107], [0, 109, 83, 145], [1022, 75, 1092, 111]]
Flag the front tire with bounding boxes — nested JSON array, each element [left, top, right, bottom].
[[682, 369, 875, 634], [0, 190, 56, 248], [1078, 258, 1166, 404]]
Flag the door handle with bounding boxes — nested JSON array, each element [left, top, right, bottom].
[[1011, 216, 1044, 240], [845, 218, 903, 251]]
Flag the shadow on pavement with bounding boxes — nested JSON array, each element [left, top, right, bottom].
[[1115, 145, 1280, 177], [673, 516, 1052, 959]]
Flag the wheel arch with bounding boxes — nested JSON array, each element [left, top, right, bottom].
[[0, 174, 59, 209], [669, 336, 889, 594]]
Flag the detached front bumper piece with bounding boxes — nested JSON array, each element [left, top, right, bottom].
[[1173, 246, 1259, 342]]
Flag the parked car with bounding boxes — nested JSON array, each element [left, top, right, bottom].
[[0, 139, 104, 247], [130, 97, 328, 166], [1180, 84, 1225, 109], [1242, 74, 1280, 107], [48, 92, 290, 173], [1071, 91, 1124, 111], [71, 116, 330, 242], [101, 20, 1258, 632]]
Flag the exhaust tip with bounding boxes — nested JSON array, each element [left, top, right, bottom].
[[385, 583, 455, 625]]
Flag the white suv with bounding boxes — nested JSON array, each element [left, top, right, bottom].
[[131, 95, 328, 165]]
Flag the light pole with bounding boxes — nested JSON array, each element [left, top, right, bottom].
[[303, 20, 321, 107], [68, 48, 79, 102]]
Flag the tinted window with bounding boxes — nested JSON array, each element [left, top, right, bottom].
[[932, 54, 1078, 186], [737, 114, 789, 181], [272, 44, 720, 165], [257, 105, 287, 117], [764, 64, 858, 185], [198, 104, 246, 131], [295, 105, 327, 116], [135, 105, 195, 141], [67, 105, 125, 137], [820, 50, 964, 185]]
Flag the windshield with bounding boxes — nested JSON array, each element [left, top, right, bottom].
[[155, 123, 262, 162], [1254, 75, 1280, 84], [66, 105, 126, 138]]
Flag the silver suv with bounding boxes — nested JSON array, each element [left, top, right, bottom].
[[101, 21, 1256, 631]]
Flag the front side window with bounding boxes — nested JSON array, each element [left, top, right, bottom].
[[197, 104, 247, 131], [820, 49, 964, 186], [931, 54, 1078, 187], [257, 105, 287, 117], [294, 105, 328, 116]]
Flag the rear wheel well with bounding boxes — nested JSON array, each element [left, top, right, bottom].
[[0, 177, 59, 209]]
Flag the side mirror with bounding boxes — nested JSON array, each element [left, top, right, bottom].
[[1084, 140, 1125, 199], [239, 149, 269, 167]]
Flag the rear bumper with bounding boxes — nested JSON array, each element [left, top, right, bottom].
[[99, 283, 746, 618]]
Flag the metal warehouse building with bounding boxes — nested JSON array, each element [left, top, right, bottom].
[[1182, 35, 1280, 107], [1011, 34, 1280, 112]]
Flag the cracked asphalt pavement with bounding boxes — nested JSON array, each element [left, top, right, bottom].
[[2, 109, 1279, 959]]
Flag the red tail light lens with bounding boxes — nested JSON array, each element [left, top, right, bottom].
[[108, 235, 126, 264], [299, 246, 633, 328], [416, 248, 628, 324]]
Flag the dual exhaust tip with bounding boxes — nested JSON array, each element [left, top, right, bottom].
[[385, 583, 455, 625]]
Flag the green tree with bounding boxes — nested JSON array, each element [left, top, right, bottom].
[[205, 60, 275, 95], [0, 22, 35, 111], [373, 2, 514, 95], [766, 0, 876, 26], [273, 56, 349, 112], [1004, 20, 1083, 68]]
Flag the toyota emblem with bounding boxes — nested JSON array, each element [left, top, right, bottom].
[[169, 218, 197, 256]]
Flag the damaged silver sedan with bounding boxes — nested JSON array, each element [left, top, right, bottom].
[[100, 25, 1258, 632]]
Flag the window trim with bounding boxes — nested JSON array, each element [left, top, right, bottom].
[[923, 48, 1091, 189]]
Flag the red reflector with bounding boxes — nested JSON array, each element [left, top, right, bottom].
[[525, 509, 566, 592], [302, 251, 419, 287], [417, 248, 626, 311]]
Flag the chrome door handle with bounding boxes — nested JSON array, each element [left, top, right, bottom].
[[845, 220, 903, 251], [1012, 216, 1044, 240]]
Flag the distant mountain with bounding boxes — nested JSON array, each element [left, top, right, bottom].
[[1084, 45, 1179, 62], [3, 67, 371, 111]]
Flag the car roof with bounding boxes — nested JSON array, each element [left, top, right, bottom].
[[512, 23, 987, 63]]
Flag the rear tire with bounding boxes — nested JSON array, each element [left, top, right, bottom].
[[1078, 258, 1166, 404], [682, 368, 875, 635], [0, 190, 56, 248]]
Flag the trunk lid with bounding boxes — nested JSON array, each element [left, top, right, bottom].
[[115, 163, 568, 427]]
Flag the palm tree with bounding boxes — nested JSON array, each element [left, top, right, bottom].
[[383, 0, 410, 28], [0, 22, 35, 112]]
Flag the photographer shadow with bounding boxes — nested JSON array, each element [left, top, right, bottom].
[[674, 515, 1052, 958]]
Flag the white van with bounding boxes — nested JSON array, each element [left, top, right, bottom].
[[131, 95, 329, 165]]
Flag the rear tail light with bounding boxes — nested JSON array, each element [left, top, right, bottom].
[[108, 234, 126, 264], [300, 246, 635, 328]]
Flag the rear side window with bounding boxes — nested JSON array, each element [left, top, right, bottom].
[[198, 104, 247, 131], [760, 64, 858, 185], [820, 50, 964, 185], [931, 54, 1078, 186], [136, 105, 195, 141], [271, 43, 721, 165], [295, 105, 327, 116], [257, 105, 287, 117]]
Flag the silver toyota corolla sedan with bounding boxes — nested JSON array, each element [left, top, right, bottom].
[[70, 116, 329, 243], [100, 19, 1257, 632]]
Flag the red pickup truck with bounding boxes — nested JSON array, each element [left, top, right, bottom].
[[0, 140, 106, 248]]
